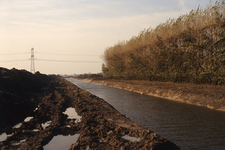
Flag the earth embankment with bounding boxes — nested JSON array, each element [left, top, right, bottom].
[[0, 68, 180, 150], [76, 77, 225, 112]]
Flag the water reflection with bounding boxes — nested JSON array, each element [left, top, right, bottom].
[[24, 117, 33, 122], [0, 133, 7, 142], [0, 133, 14, 142], [67, 78, 225, 150], [63, 107, 82, 123], [13, 139, 26, 146], [43, 134, 79, 150], [121, 135, 141, 142], [42, 121, 52, 130], [13, 123, 22, 129]]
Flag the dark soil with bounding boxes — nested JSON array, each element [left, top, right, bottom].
[[0, 68, 180, 150]]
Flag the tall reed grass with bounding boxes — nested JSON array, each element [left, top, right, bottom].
[[102, 1, 225, 85]]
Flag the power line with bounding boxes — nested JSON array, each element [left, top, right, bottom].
[[0, 59, 30, 62], [0, 51, 100, 56], [0, 50, 102, 63], [35, 52, 100, 56], [0, 52, 30, 55], [35, 59, 102, 63], [0, 58, 102, 63]]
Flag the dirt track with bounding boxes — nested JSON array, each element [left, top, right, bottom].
[[0, 68, 180, 150]]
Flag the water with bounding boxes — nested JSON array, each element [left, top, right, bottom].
[[66, 78, 225, 150], [43, 134, 79, 150], [0, 106, 81, 149], [24, 117, 33, 122], [121, 135, 141, 142], [63, 107, 82, 123], [13, 123, 22, 128], [0, 133, 7, 142], [42, 121, 52, 130], [43, 107, 81, 149]]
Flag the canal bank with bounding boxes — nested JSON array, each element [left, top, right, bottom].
[[76, 78, 225, 112]]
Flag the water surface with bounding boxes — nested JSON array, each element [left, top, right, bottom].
[[66, 78, 225, 150], [44, 134, 79, 150]]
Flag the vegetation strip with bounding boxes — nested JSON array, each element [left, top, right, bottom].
[[102, 1, 225, 85]]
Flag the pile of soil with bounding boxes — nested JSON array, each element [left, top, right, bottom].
[[0, 68, 180, 150], [77, 75, 225, 111], [0, 68, 52, 131]]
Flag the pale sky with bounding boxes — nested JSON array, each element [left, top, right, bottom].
[[0, 0, 214, 75]]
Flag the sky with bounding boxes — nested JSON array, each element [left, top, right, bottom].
[[0, 0, 215, 75]]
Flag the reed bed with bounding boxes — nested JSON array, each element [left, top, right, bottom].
[[102, 1, 225, 85]]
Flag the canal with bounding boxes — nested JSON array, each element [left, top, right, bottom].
[[66, 78, 225, 150]]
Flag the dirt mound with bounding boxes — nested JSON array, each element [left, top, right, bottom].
[[0, 68, 180, 149], [0, 68, 53, 131]]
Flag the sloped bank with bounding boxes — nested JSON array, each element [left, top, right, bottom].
[[0, 68, 179, 150], [78, 78, 225, 112]]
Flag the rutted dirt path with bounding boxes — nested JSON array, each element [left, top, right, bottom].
[[0, 68, 180, 150]]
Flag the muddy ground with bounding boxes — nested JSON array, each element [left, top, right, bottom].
[[0, 68, 180, 150], [76, 74, 225, 111]]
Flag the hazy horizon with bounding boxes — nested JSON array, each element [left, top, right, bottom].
[[0, 0, 215, 74]]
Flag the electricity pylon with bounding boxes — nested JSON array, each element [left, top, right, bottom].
[[30, 48, 35, 73]]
